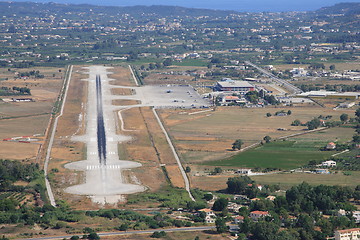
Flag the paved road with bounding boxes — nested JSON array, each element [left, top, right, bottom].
[[245, 61, 303, 95], [20, 226, 215, 240], [152, 108, 195, 202], [44, 65, 73, 207]]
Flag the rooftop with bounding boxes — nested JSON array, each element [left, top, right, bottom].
[[217, 80, 254, 88]]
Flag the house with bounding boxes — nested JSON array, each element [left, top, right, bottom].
[[321, 160, 337, 167], [266, 195, 276, 201], [338, 210, 360, 224], [214, 80, 255, 94], [250, 211, 270, 221], [326, 142, 337, 150], [234, 216, 244, 224], [228, 202, 243, 212], [235, 169, 252, 175], [222, 96, 241, 104], [198, 209, 216, 223], [338, 102, 356, 108], [250, 198, 261, 202], [334, 228, 360, 240], [234, 195, 249, 201]]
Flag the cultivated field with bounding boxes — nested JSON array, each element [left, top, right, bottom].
[[159, 105, 357, 191], [160, 106, 354, 164]]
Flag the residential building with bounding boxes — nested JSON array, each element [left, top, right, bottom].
[[326, 142, 337, 150], [235, 169, 252, 175], [322, 160, 337, 167], [198, 208, 216, 223], [338, 210, 360, 224], [234, 215, 244, 224], [250, 211, 270, 221], [334, 228, 360, 240]]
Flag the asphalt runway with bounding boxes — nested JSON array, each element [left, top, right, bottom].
[[65, 66, 144, 205], [64, 66, 212, 205], [96, 74, 107, 165]]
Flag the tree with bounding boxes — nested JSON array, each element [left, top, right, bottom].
[[70, 236, 80, 240], [356, 108, 360, 120], [263, 136, 271, 143], [287, 110, 292, 115], [185, 166, 191, 173], [150, 231, 166, 238], [215, 217, 228, 233], [212, 198, 228, 211], [266, 113, 272, 117], [203, 194, 213, 201], [353, 135, 360, 143], [251, 221, 280, 240], [226, 176, 253, 194], [87, 233, 100, 240], [232, 139, 243, 150], [329, 65, 336, 70], [340, 113, 349, 123], [307, 118, 321, 130], [291, 119, 301, 126], [213, 167, 222, 174], [163, 58, 172, 66]]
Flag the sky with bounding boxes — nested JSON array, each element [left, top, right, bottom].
[[8, 0, 360, 12]]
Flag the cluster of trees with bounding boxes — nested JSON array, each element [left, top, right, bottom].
[[298, 84, 360, 92], [86, 209, 192, 230], [0, 86, 31, 96], [245, 90, 279, 105], [17, 70, 44, 78], [308, 63, 326, 70], [234, 181, 360, 240], [352, 108, 360, 144], [0, 160, 40, 189], [226, 176, 260, 198]]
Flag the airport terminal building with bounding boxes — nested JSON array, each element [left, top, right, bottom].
[[214, 80, 255, 95]]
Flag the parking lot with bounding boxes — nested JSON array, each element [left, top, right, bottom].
[[115, 85, 212, 108]]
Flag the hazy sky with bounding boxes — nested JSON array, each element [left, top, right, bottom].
[[8, 0, 360, 12]]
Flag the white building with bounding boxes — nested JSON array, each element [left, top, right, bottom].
[[198, 209, 216, 223], [235, 169, 252, 175], [321, 160, 337, 167], [334, 228, 360, 240], [337, 210, 360, 224]]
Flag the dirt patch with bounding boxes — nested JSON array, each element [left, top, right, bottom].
[[111, 88, 134, 95], [112, 99, 140, 106], [108, 66, 135, 86]]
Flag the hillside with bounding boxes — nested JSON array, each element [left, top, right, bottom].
[[0, 2, 236, 18], [316, 2, 360, 15]]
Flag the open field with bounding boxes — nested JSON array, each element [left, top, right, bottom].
[[104, 230, 226, 240], [48, 65, 91, 208], [252, 171, 360, 189], [160, 106, 354, 164], [0, 67, 64, 162], [273, 61, 360, 71]]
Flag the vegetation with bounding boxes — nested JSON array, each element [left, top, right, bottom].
[[207, 141, 333, 170]]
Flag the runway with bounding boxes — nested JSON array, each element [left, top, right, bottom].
[[65, 66, 144, 205], [96, 74, 106, 165]]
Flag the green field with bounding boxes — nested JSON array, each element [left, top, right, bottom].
[[204, 141, 334, 170]]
